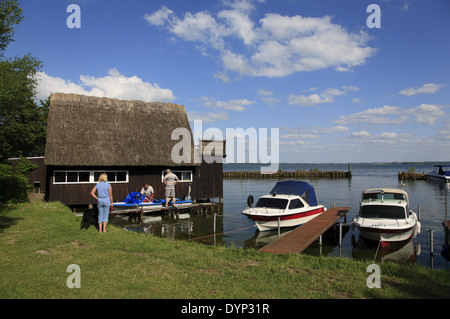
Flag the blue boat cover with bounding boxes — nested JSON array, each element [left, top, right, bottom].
[[123, 192, 146, 204], [435, 165, 450, 176], [121, 192, 184, 205], [269, 180, 318, 206]]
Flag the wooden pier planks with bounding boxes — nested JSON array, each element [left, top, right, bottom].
[[260, 206, 351, 254], [224, 171, 351, 179]]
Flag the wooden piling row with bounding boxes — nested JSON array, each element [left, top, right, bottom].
[[398, 172, 427, 181], [223, 170, 351, 179]]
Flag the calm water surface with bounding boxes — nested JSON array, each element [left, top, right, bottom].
[[111, 163, 450, 270]]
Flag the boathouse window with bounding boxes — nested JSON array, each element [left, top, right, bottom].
[[53, 170, 129, 184], [161, 170, 193, 182], [93, 171, 128, 183]]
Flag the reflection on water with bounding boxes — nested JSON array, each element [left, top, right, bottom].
[[110, 163, 450, 270]]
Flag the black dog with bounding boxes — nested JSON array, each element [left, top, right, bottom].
[[80, 208, 99, 230]]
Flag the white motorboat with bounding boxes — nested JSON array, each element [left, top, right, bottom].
[[425, 165, 450, 183], [242, 180, 326, 231], [113, 192, 193, 213], [353, 188, 421, 246]]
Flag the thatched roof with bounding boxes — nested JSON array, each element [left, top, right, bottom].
[[44, 93, 199, 167]]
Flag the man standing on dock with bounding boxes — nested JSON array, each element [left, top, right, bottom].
[[163, 169, 179, 207]]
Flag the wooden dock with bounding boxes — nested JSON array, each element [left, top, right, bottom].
[[398, 171, 426, 181], [109, 202, 217, 217], [224, 170, 351, 179], [260, 206, 351, 254]]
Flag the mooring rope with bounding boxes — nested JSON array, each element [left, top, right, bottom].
[[373, 240, 382, 262]]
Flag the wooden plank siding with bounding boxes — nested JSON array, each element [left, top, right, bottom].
[[192, 160, 223, 200], [9, 157, 47, 193], [45, 163, 223, 206]]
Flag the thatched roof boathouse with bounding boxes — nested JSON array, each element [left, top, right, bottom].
[[44, 93, 223, 206]]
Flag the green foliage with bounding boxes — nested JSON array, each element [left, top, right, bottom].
[[0, 55, 45, 162], [0, 175, 28, 202], [0, 163, 11, 176], [0, 1, 47, 163], [15, 156, 38, 179], [408, 166, 416, 173], [0, 0, 24, 55]]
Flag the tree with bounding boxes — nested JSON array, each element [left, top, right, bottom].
[[0, 0, 23, 56], [0, 0, 46, 163], [0, 54, 44, 161]]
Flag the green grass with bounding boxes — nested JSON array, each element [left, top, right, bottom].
[[1, 199, 450, 299]]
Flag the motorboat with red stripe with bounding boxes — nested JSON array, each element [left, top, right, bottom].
[[242, 180, 326, 231]]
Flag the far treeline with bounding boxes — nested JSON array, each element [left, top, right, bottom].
[[0, 0, 49, 164]]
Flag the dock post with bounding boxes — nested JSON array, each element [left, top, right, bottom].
[[319, 235, 322, 245], [445, 189, 448, 226], [418, 205, 421, 221], [339, 223, 343, 246], [213, 213, 216, 233], [430, 229, 434, 256], [277, 217, 280, 238]]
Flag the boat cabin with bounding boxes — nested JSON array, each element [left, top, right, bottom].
[[359, 188, 409, 219]]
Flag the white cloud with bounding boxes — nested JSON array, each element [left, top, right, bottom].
[[289, 86, 359, 107], [352, 130, 370, 137], [145, 2, 376, 80], [200, 96, 254, 112], [335, 105, 409, 125], [35, 68, 176, 102], [143, 6, 174, 26], [349, 131, 412, 144], [257, 89, 280, 105], [399, 83, 446, 96], [313, 126, 349, 134], [409, 103, 446, 125], [335, 104, 447, 126], [187, 110, 229, 123], [437, 122, 450, 140]]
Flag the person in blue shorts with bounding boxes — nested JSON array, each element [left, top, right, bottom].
[[90, 173, 113, 233]]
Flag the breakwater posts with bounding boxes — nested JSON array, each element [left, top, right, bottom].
[[398, 172, 427, 181], [224, 170, 351, 179]]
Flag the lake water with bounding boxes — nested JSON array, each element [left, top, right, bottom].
[[110, 162, 450, 270]]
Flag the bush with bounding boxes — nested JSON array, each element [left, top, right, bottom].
[[0, 175, 29, 203], [0, 163, 12, 176]]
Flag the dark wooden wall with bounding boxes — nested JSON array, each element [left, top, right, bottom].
[[9, 157, 46, 192], [192, 160, 223, 200], [45, 163, 223, 206]]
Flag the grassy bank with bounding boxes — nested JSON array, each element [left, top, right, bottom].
[[1, 199, 450, 299]]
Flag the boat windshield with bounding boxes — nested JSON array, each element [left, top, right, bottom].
[[435, 166, 450, 176], [362, 193, 405, 201], [360, 205, 406, 219], [255, 198, 288, 209]]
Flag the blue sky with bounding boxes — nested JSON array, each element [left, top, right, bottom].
[[6, 0, 450, 163]]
